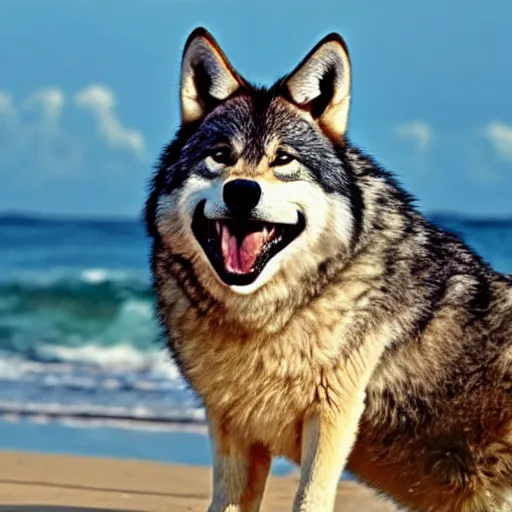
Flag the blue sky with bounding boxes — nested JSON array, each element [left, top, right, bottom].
[[0, 0, 511, 218]]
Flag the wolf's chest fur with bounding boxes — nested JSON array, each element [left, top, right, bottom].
[[181, 321, 320, 459], [159, 258, 382, 459]]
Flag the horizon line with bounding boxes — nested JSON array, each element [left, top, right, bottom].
[[2, 210, 512, 224]]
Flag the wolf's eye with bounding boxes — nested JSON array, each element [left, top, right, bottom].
[[272, 151, 295, 167], [209, 147, 233, 165]]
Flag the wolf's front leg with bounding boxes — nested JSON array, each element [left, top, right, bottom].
[[293, 394, 366, 512], [207, 416, 271, 512]]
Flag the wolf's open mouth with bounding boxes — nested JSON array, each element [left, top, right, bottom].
[[192, 202, 305, 286]]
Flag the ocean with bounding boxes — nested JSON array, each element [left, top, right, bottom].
[[1, 213, 512, 431]]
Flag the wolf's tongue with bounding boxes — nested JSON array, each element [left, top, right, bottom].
[[221, 225, 264, 274]]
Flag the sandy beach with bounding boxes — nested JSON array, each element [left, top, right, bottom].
[[0, 451, 396, 511]]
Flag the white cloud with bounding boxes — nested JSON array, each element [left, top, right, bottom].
[[0, 85, 147, 180], [0, 87, 81, 178], [75, 85, 145, 156], [396, 120, 433, 153], [24, 88, 65, 119], [485, 121, 512, 161]]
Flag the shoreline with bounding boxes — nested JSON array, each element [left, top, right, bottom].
[[0, 451, 396, 511]]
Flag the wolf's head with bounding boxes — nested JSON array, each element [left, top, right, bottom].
[[146, 28, 367, 302]]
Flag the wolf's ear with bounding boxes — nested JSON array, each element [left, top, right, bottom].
[[284, 33, 351, 141], [180, 28, 243, 124]]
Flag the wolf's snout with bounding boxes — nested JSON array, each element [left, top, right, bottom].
[[223, 179, 261, 216]]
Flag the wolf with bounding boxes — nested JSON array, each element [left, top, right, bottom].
[[145, 27, 512, 512]]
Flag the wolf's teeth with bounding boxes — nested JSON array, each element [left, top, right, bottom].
[[215, 221, 221, 236], [269, 227, 276, 240], [263, 226, 269, 242]]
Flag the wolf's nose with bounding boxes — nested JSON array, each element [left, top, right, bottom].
[[223, 179, 262, 215]]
